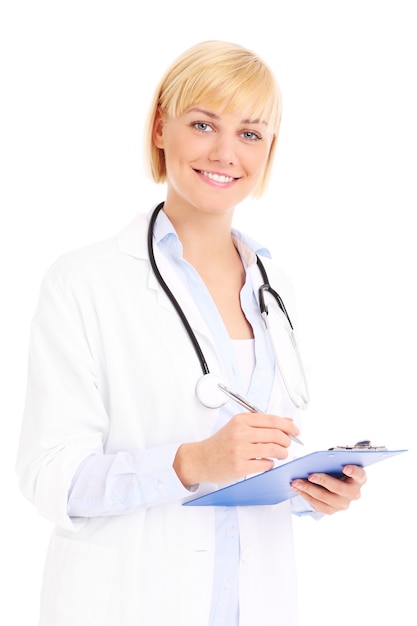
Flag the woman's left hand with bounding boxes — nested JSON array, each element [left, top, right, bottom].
[[290, 465, 367, 515]]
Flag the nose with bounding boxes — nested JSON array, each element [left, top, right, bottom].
[[208, 133, 237, 165]]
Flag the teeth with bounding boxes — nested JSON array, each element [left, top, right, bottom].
[[201, 171, 234, 183]]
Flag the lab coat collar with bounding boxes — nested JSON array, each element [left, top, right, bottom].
[[115, 208, 179, 314], [116, 211, 150, 260], [115, 203, 272, 263]]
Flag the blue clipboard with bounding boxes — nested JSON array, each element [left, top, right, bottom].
[[183, 448, 407, 507]]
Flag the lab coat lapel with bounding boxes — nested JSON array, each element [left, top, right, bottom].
[[116, 212, 220, 359]]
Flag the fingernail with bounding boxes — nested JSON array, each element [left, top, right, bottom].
[[308, 473, 323, 484]]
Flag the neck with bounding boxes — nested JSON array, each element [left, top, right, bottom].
[[162, 202, 236, 264]]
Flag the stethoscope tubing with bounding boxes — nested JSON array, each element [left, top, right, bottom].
[[147, 202, 210, 376], [147, 202, 309, 409], [147, 202, 289, 378]]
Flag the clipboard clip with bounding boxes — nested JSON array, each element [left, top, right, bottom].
[[328, 440, 387, 451]]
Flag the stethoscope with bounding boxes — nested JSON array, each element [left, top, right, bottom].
[[147, 202, 309, 410]]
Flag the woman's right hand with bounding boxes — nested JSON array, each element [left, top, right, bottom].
[[173, 412, 300, 487]]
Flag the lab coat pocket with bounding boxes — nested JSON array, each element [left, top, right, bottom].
[[40, 535, 118, 626]]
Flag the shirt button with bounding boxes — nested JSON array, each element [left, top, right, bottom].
[[241, 548, 252, 563], [113, 500, 122, 508], [157, 481, 165, 492], [224, 581, 232, 590]]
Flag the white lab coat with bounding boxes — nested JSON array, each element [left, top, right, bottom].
[[16, 212, 301, 626]]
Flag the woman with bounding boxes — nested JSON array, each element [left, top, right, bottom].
[[16, 40, 366, 626]]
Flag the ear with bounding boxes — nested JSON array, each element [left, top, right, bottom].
[[152, 107, 165, 149]]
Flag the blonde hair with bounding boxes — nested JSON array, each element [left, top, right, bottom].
[[145, 40, 282, 197]]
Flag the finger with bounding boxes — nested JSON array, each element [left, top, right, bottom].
[[307, 473, 363, 501], [250, 442, 290, 461], [342, 465, 367, 485], [247, 414, 301, 440], [294, 490, 346, 516], [250, 427, 294, 447], [290, 479, 351, 514]]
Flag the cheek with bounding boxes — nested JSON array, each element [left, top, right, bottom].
[[250, 151, 270, 178], [242, 142, 271, 170], [164, 134, 197, 164]]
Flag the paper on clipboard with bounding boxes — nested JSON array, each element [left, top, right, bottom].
[[183, 447, 407, 507]]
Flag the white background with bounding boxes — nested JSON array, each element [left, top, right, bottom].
[[1, 1, 415, 624]]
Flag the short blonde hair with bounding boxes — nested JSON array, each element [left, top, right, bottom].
[[145, 40, 282, 197]]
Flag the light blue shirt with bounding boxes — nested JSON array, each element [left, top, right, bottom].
[[153, 211, 276, 626], [68, 209, 314, 625]]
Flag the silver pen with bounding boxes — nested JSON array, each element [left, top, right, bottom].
[[218, 383, 304, 446]]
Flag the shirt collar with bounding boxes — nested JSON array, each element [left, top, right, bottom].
[[148, 206, 183, 257], [148, 205, 271, 266]]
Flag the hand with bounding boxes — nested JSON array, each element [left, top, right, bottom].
[[290, 465, 367, 515], [173, 412, 300, 487]]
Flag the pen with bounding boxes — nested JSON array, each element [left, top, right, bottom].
[[218, 383, 304, 446]]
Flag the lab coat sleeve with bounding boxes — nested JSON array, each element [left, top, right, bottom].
[[15, 263, 114, 531], [67, 444, 197, 517]]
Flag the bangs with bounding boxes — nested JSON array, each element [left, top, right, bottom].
[[159, 50, 282, 136]]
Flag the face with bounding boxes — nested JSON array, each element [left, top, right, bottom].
[[152, 104, 274, 217]]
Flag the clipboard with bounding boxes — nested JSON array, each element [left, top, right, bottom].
[[183, 445, 407, 507]]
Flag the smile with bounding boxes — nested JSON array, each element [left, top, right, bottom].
[[198, 170, 236, 183]]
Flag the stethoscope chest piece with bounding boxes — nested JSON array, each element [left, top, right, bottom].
[[195, 373, 230, 409]]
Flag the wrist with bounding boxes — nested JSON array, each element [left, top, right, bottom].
[[173, 442, 202, 488]]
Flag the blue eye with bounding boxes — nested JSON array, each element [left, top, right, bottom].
[[193, 122, 213, 132], [241, 131, 262, 141]]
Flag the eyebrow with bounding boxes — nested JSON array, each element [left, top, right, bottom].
[[187, 107, 268, 126]]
